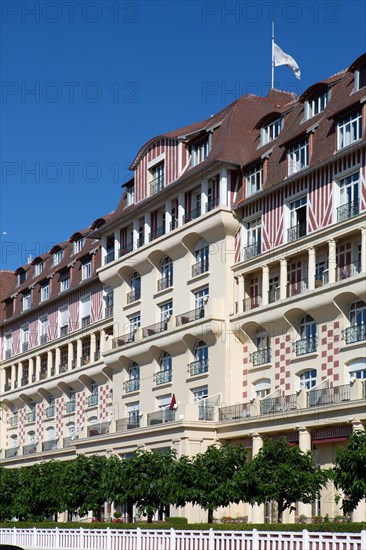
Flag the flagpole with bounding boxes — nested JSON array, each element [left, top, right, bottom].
[[271, 18, 274, 89]]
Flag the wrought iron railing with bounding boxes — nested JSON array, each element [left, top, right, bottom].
[[345, 323, 366, 344], [184, 206, 201, 223], [116, 416, 140, 431], [243, 242, 261, 260], [105, 250, 115, 264], [27, 411, 36, 423], [65, 400, 76, 413], [42, 440, 58, 452], [150, 226, 165, 240], [287, 278, 308, 297], [123, 379, 140, 393], [307, 384, 350, 407], [105, 305, 114, 317], [87, 394, 98, 407], [142, 321, 168, 338], [337, 199, 360, 223], [243, 295, 262, 311], [287, 223, 307, 242], [113, 331, 136, 348], [176, 307, 205, 326], [23, 443, 37, 455], [45, 405, 55, 419], [127, 288, 141, 303], [294, 337, 317, 356], [150, 175, 164, 195], [188, 359, 209, 376], [119, 240, 134, 256], [336, 261, 361, 281], [192, 260, 209, 277], [147, 409, 175, 426], [206, 197, 220, 211], [260, 394, 297, 415], [219, 403, 251, 421], [251, 348, 271, 366], [154, 370, 172, 385], [157, 275, 173, 291]]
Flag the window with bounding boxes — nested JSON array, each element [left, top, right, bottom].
[[39, 316, 48, 345], [160, 301, 173, 323], [288, 139, 308, 175], [346, 300, 366, 344], [337, 172, 360, 222], [158, 257, 173, 291], [192, 385, 208, 402], [104, 287, 114, 317], [299, 369, 317, 390], [246, 163, 263, 196], [254, 379, 271, 399], [124, 362, 140, 393], [17, 269, 26, 286], [128, 272, 141, 303], [22, 290, 31, 311], [261, 117, 283, 145], [41, 282, 49, 302], [60, 270, 70, 292], [150, 162, 165, 195], [34, 261, 44, 277], [305, 91, 328, 119], [243, 217, 261, 259], [193, 245, 209, 277], [5, 299, 13, 320], [191, 137, 210, 166], [189, 341, 208, 375], [73, 237, 85, 255], [251, 330, 271, 366], [127, 402, 140, 427], [126, 184, 135, 206], [81, 258, 92, 280], [296, 314, 317, 355], [354, 62, 366, 91], [53, 249, 64, 265], [349, 359, 366, 381], [337, 111, 362, 150], [288, 196, 307, 241], [80, 295, 91, 327], [127, 314, 141, 339], [194, 286, 209, 311], [87, 380, 98, 407], [59, 305, 69, 337], [155, 351, 172, 385], [4, 333, 12, 359]]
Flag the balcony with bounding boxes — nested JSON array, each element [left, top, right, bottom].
[[40, 370, 48, 380], [60, 325, 68, 337], [154, 370, 172, 385], [88, 422, 109, 437], [51, 366, 56, 376], [147, 409, 175, 426], [105, 305, 114, 317], [287, 223, 307, 243], [294, 337, 317, 356], [21, 376, 29, 386], [206, 196, 220, 212], [150, 225, 165, 241], [4, 383, 11, 392], [94, 350, 100, 361], [40, 334, 48, 345], [23, 443, 37, 455], [87, 394, 98, 408], [260, 394, 297, 415], [22, 342, 29, 353], [219, 402, 251, 421], [243, 242, 261, 260], [137, 236, 145, 248], [5, 349, 12, 359], [32, 373, 36, 382], [244, 295, 262, 311], [199, 404, 215, 421], [9, 415, 18, 427], [176, 307, 204, 326], [59, 362, 68, 374], [170, 219, 179, 231], [81, 316, 90, 328], [123, 378, 140, 393], [42, 440, 58, 452], [71, 359, 77, 369], [120, 240, 134, 256], [188, 359, 208, 376], [63, 435, 78, 447], [127, 288, 141, 304], [344, 323, 366, 344], [157, 275, 173, 291], [251, 348, 271, 366], [307, 384, 350, 407], [314, 270, 329, 287], [27, 411, 36, 423], [150, 175, 164, 195], [287, 278, 308, 298], [184, 206, 201, 223], [142, 321, 168, 339], [113, 331, 136, 348], [5, 447, 18, 458], [336, 261, 361, 281], [116, 416, 140, 432], [45, 405, 55, 419], [65, 400, 76, 413], [81, 354, 90, 366], [105, 250, 115, 265], [337, 199, 359, 223], [192, 260, 209, 277]]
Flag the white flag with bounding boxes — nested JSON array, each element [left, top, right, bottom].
[[273, 42, 301, 79]]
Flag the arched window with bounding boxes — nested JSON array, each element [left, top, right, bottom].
[[124, 362, 140, 393], [189, 341, 208, 375], [296, 315, 317, 355], [66, 422, 76, 436], [299, 369, 317, 390], [347, 301, 366, 343], [45, 426, 56, 440], [349, 359, 366, 380], [252, 330, 271, 366], [158, 257, 173, 290], [254, 378, 271, 399], [128, 272, 141, 303], [28, 430, 36, 443], [10, 434, 18, 448], [193, 241, 209, 276], [155, 352, 172, 385]]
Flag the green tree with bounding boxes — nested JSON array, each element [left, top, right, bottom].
[[0, 467, 18, 521], [333, 430, 366, 513], [241, 437, 328, 523], [190, 443, 248, 523]]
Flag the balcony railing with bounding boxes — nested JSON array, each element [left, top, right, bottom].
[[63, 435, 78, 447], [23, 443, 37, 455], [5, 447, 19, 458], [157, 275, 173, 291], [294, 337, 317, 356], [105, 250, 115, 265], [198, 404, 215, 421], [287, 223, 307, 243], [40, 334, 48, 345], [87, 394, 98, 407], [113, 331, 136, 348], [65, 400, 76, 413], [120, 240, 134, 256], [45, 405, 55, 419], [59, 362, 68, 374], [116, 416, 140, 432], [345, 323, 366, 344], [123, 378, 140, 393], [4, 383, 11, 392], [147, 409, 175, 426], [71, 359, 77, 369], [127, 288, 141, 304], [260, 394, 297, 415], [251, 348, 271, 366], [142, 321, 168, 339], [60, 325, 68, 337], [81, 316, 90, 328], [81, 354, 90, 366], [42, 440, 58, 452], [206, 196, 220, 211], [5, 349, 11, 359], [22, 342, 29, 353], [219, 402, 251, 422], [27, 411, 36, 423], [192, 260, 209, 277], [307, 384, 350, 407], [184, 206, 201, 223], [105, 305, 114, 317], [336, 261, 361, 281], [94, 350, 100, 361], [337, 199, 359, 223], [150, 175, 164, 195], [287, 278, 308, 297], [314, 270, 329, 287], [31, 373, 36, 383], [176, 307, 205, 326], [150, 225, 165, 241], [40, 370, 47, 380], [188, 359, 209, 376], [154, 369, 172, 385], [170, 219, 178, 230], [244, 295, 262, 311], [88, 422, 109, 437], [51, 366, 56, 376], [9, 415, 18, 427], [243, 242, 261, 260], [21, 376, 29, 386]]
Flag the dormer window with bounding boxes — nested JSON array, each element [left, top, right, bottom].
[[17, 269, 26, 287], [22, 290, 31, 311], [337, 110, 362, 150], [126, 184, 135, 206], [288, 138, 308, 175], [73, 237, 85, 255], [191, 137, 210, 166], [305, 91, 328, 119], [354, 61, 366, 91], [246, 163, 263, 197], [261, 117, 283, 146], [53, 249, 64, 266], [149, 162, 165, 195], [34, 261, 44, 277]]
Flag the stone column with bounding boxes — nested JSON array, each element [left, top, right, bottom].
[[328, 239, 336, 283], [308, 247, 316, 290], [55, 348, 61, 375], [67, 342, 74, 370], [262, 265, 269, 305], [76, 339, 83, 368], [250, 433, 264, 523], [47, 351, 53, 377], [360, 226, 366, 274], [280, 257, 287, 300], [297, 427, 312, 519], [11, 364, 17, 388], [35, 355, 41, 381]]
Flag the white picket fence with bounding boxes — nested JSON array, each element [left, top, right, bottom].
[[0, 527, 365, 550]]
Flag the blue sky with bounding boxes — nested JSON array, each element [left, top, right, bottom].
[[1, 0, 365, 270]]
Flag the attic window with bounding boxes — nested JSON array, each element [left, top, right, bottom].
[[354, 61, 366, 91], [261, 117, 283, 146], [73, 237, 85, 255], [17, 269, 26, 286], [246, 163, 263, 197], [191, 137, 210, 166], [53, 249, 64, 266], [305, 91, 328, 120], [34, 261, 44, 277], [126, 184, 135, 206]]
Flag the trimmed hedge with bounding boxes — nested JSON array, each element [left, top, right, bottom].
[[0, 522, 365, 532]]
